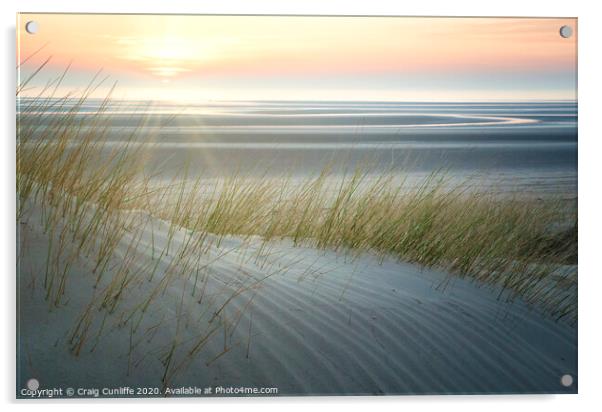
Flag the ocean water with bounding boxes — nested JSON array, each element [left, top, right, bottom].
[[18, 99, 578, 196]]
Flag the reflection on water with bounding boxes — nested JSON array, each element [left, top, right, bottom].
[[18, 99, 577, 197]]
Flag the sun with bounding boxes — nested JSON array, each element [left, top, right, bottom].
[[119, 35, 228, 79], [134, 36, 195, 77], [139, 36, 192, 61]]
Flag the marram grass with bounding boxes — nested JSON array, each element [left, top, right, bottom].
[[18, 87, 576, 325], [17, 68, 577, 376]]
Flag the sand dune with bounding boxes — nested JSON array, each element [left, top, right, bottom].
[[17, 203, 577, 396]]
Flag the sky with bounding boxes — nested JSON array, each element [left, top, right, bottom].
[[17, 14, 577, 102]]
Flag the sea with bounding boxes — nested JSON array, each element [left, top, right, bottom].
[[18, 99, 578, 197]]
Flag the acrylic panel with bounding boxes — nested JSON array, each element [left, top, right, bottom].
[[16, 13, 578, 398]]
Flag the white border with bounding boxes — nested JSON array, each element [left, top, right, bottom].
[[3, 1, 601, 411]]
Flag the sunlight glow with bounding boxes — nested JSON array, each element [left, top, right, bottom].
[[17, 14, 577, 101]]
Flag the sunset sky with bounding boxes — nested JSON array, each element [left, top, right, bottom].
[[17, 14, 577, 102]]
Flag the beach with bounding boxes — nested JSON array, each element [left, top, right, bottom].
[[14, 12, 581, 400], [16, 98, 578, 397], [18, 198, 577, 395], [19, 99, 577, 194]]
